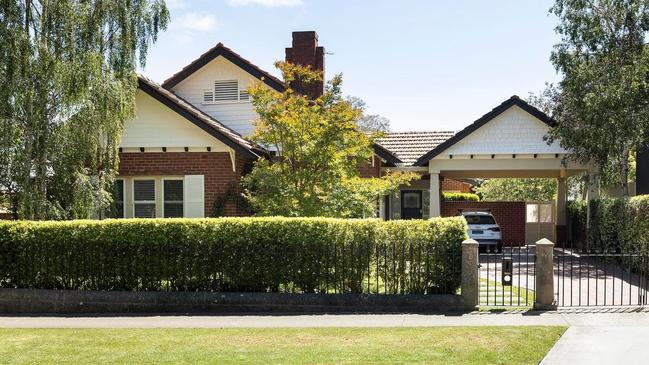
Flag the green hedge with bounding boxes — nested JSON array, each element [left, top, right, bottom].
[[566, 200, 588, 244], [0, 217, 467, 294], [442, 192, 480, 202], [567, 195, 649, 251], [587, 195, 649, 251]]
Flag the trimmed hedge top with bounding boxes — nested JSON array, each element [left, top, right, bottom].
[[0, 217, 468, 295], [442, 192, 480, 202]]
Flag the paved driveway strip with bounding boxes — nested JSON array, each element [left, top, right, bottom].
[[0, 311, 570, 328]]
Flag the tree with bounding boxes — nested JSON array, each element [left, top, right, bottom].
[[547, 0, 649, 197], [0, 1, 169, 219], [475, 178, 557, 202], [346, 96, 391, 133], [244, 62, 416, 217]]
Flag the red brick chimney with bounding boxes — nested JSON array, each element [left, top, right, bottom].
[[285, 31, 325, 99]]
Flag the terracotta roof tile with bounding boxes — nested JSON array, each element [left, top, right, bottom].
[[375, 131, 455, 165]]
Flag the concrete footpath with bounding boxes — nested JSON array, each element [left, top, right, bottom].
[[1, 308, 648, 365]]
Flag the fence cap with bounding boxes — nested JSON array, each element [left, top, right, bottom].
[[535, 238, 555, 247], [462, 239, 479, 246]]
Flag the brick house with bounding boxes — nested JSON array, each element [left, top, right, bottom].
[[116, 31, 463, 219], [118, 30, 596, 244]]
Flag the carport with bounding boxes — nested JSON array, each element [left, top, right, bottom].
[[411, 96, 596, 243]]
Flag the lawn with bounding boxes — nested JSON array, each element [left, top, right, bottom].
[[0, 326, 565, 365]]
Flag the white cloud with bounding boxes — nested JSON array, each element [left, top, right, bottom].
[[227, 0, 303, 7], [175, 12, 218, 32]]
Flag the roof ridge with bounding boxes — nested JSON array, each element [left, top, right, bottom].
[[413, 95, 557, 166], [161, 42, 285, 91]]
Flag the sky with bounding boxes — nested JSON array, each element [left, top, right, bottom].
[[141, 0, 562, 132]]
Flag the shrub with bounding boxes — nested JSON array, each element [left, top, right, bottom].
[[442, 192, 480, 202], [566, 200, 587, 243], [576, 195, 649, 252], [0, 217, 467, 294]]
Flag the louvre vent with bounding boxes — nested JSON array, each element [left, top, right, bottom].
[[214, 80, 239, 101], [239, 90, 250, 100], [203, 89, 214, 103]]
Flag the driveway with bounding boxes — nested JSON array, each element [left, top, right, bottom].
[[540, 308, 649, 365], [479, 245, 648, 307]]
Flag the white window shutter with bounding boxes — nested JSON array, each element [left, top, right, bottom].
[[184, 175, 204, 218]]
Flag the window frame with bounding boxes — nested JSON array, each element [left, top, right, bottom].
[[132, 178, 157, 218], [162, 177, 184, 218]]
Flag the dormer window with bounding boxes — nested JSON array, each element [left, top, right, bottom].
[[203, 80, 249, 104]]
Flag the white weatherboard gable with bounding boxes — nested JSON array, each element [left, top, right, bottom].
[[120, 91, 230, 150], [171, 56, 263, 137], [438, 105, 568, 157]]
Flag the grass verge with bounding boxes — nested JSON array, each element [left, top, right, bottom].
[[0, 326, 565, 365]]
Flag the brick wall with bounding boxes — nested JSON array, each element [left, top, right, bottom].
[[118, 152, 252, 217], [442, 179, 471, 193], [357, 156, 382, 178], [441, 201, 526, 244]]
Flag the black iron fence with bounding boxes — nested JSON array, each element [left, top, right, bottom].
[[479, 242, 536, 307], [0, 239, 460, 295], [555, 242, 649, 307]]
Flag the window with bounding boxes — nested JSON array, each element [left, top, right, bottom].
[[402, 192, 421, 209], [163, 179, 184, 218], [113, 179, 124, 218], [202, 80, 250, 103], [539, 204, 553, 223], [465, 215, 496, 225], [422, 190, 430, 219], [134, 179, 156, 218], [526, 203, 554, 223], [526, 204, 539, 223]]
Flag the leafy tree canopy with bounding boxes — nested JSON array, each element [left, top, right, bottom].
[[0, 0, 169, 219], [346, 96, 391, 133], [244, 62, 417, 217], [475, 178, 557, 202], [545, 0, 649, 196]]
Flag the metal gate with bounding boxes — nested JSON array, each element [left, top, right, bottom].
[[479, 242, 536, 307], [555, 242, 649, 307]]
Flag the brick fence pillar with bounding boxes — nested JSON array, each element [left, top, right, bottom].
[[534, 238, 556, 310], [461, 239, 479, 308]]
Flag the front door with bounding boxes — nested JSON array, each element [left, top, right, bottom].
[[401, 190, 423, 219]]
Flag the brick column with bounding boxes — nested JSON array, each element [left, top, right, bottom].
[[534, 238, 556, 310], [461, 239, 479, 308]]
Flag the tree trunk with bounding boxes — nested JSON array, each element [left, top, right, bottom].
[[621, 147, 630, 197]]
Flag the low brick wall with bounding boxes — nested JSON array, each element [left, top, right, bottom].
[[0, 289, 469, 314], [441, 201, 526, 244]]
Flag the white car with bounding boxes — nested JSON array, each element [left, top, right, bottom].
[[462, 211, 503, 251]]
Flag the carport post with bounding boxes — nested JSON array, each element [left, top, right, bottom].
[[461, 239, 479, 308], [534, 238, 556, 310]]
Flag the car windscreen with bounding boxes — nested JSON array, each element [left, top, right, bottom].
[[464, 215, 496, 225]]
